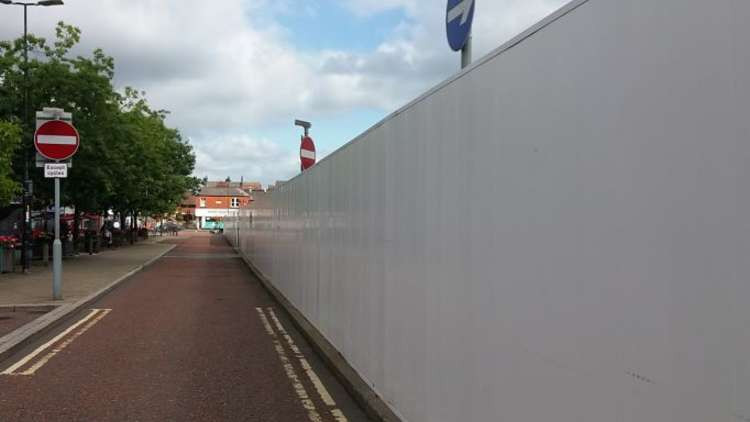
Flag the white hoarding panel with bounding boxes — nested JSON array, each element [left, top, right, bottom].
[[228, 0, 750, 420]]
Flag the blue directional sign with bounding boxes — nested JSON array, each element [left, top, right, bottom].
[[446, 0, 475, 51]]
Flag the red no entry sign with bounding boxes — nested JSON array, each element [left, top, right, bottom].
[[300, 135, 316, 171], [34, 120, 80, 161]]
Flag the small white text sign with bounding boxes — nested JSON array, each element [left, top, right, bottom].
[[44, 163, 68, 178]]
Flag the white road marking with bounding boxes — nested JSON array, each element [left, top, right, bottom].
[[299, 357, 336, 406], [20, 309, 111, 375], [2, 309, 111, 376], [267, 307, 347, 421], [37, 135, 77, 145], [331, 409, 348, 422], [256, 307, 323, 422]]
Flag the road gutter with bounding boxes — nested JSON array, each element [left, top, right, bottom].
[[0, 244, 176, 365]]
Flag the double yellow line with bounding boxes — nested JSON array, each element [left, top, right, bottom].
[[256, 307, 348, 422], [2, 308, 111, 376]]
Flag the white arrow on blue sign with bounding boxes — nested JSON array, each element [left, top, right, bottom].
[[446, 0, 475, 51]]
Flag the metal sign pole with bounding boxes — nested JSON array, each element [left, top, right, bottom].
[[35, 108, 75, 301], [461, 33, 472, 69], [447, 0, 475, 69], [53, 176, 62, 300]]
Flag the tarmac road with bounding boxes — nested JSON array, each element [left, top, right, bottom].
[[0, 233, 369, 422]]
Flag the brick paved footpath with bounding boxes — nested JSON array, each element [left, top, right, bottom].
[[0, 237, 175, 307], [0, 236, 176, 337]]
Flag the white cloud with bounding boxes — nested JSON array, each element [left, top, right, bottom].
[[0, 0, 567, 186], [192, 134, 299, 185], [311, 0, 569, 112]]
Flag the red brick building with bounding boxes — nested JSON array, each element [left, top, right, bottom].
[[179, 181, 262, 229]]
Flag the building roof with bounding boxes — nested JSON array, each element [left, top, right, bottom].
[[180, 181, 261, 205], [198, 185, 251, 197], [201, 181, 263, 192]]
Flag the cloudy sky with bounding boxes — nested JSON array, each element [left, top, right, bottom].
[[0, 0, 567, 187]]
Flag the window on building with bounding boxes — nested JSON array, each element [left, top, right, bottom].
[[231, 197, 240, 208], [199, 198, 206, 208]]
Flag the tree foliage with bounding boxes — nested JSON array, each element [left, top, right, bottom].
[[0, 22, 197, 218], [0, 120, 21, 205]]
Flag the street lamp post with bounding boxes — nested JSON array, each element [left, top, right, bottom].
[[0, 0, 64, 273]]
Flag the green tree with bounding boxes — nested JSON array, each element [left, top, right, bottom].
[[108, 88, 198, 221], [0, 23, 197, 240], [0, 120, 21, 205], [0, 23, 119, 212]]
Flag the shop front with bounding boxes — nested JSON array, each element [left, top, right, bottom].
[[195, 208, 238, 231]]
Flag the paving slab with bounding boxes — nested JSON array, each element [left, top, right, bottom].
[[0, 307, 52, 338], [0, 240, 174, 307]]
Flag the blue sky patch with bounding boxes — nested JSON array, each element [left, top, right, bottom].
[[256, 107, 387, 157], [276, 1, 408, 52]]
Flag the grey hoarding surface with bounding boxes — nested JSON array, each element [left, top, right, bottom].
[[227, 0, 750, 420]]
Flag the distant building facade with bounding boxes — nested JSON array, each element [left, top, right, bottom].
[[179, 181, 262, 230]]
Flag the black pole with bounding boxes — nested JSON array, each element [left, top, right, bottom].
[[21, 4, 31, 273]]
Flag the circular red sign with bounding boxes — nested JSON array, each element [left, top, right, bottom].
[[300, 135, 316, 170], [34, 120, 80, 161]]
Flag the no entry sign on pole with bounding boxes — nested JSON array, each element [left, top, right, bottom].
[[34, 120, 80, 161], [34, 109, 77, 302], [300, 135, 316, 171]]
